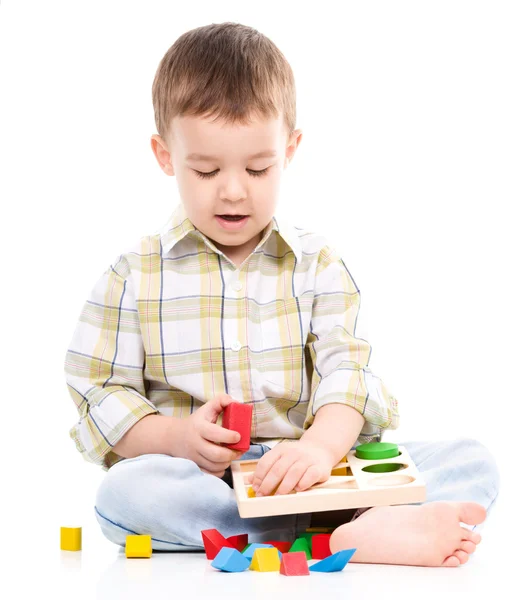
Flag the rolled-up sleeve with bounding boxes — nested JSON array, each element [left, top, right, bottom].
[[64, 255, 158, 471], [304, 245, 400, 443]]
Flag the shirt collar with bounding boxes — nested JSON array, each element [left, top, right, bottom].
[[158, 203, 303, 264]]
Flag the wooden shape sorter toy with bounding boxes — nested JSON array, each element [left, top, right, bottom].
[[231, 442, 426, 518]]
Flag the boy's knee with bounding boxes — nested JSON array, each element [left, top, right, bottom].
[[93, 453, 237, 549], [95, 454, 201, 522]]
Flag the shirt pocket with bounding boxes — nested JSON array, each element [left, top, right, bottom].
[[257, 292, 314, 402]]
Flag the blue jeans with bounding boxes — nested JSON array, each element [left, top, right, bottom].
[[94, 437, 500, 552]]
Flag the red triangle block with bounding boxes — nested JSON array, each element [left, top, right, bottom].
[[311, 534, 332, 559], [222, 402, 253, 451], [227, 534, 249, 553], [265, 540, 293, 553], [280, 551, 310, 576], [201, 528, 235, 560]]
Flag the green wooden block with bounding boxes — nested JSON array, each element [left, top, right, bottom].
[[289, 537, 312, 560], [298, 532, 317, 550], [242, 544, 251, 553], [355, 442, 399, 460]]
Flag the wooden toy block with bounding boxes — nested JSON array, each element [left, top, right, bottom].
[[226, 533, 249, 552], [60, 527, 82, 551], [311, 534, 332, 559], [309, 548, 356, 572], [248, 484, 279, 498], [355, 442, 399, 460], [222, 402, 253, 451], [289, 537, 311, 560], [201, 528, 235, 560], [331, 465, 348, 476], [211, 547, 250, 572], [242, 543, 282, 560], [331, 455, 350, 476], [231, 442, 426, 518], [265, 540, 292, 553], [298, 531, 317, 548], [250, 547, 281, 572], [280, 552, 310, 576], [125, 534, 152, 558]]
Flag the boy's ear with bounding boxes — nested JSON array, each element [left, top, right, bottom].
[[151, 134, 175, 176], [284, 129, 303, 168]]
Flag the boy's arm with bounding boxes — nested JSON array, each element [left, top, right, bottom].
[[64, 254, 163, 470], [112, 413, 178, 458], [299, 403, 365, 466], [303, 245, 400, 447]]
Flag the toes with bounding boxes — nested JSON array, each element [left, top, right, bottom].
[[459, 540, 477, 555], [460, 526, 482, 544], [458, 502, 487, 526], [442, 555, 461, 567], [452, 550, 470, 564]]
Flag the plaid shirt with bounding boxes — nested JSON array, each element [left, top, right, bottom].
[[64, 203, 400, 471]]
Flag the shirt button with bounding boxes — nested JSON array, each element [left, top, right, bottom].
[[231, 341, 241, 352], [231, 280, 242, 292]]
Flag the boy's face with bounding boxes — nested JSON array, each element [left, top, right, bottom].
[[151, 112, 302, 262]]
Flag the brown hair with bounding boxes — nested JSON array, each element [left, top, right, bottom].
[[152, 22, 296, 142]]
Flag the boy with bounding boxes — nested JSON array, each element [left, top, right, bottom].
[[64, 22, 499, 567]]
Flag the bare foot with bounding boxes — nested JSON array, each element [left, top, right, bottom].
[[329, 501, 486, 567]]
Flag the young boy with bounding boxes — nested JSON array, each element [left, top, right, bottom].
[[64, 22, 500, 567]]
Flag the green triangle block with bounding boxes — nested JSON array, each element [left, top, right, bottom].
[[298, 532, 316, 550], [289, 537, 312, 560]]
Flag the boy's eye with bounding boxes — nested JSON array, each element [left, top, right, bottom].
[[193, 167, 270, 180]]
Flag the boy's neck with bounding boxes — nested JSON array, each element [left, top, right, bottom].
[[211, 228, 266, 269]]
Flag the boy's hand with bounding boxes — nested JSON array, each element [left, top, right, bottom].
[[174, 394, 245, 478], [248, 440, 335, 496]]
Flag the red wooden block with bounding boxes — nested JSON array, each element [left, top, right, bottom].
[[265, 540, 293, 553], [226, 534, 249, 553], [222, 402, 253, 451], [311, 534, 332, 559], [201, 528, 235, 560], [280, 552, 310, 576]]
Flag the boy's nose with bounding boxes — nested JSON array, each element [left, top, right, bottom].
[[220, 177, 248, 200]]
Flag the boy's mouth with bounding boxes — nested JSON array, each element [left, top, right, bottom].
[[215, 214, 250, 230], [217, 214, 247, 221]]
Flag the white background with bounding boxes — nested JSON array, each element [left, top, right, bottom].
[[0, 1, 525, 596]]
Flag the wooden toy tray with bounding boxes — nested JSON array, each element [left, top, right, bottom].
[[231, 445, 426, 518]]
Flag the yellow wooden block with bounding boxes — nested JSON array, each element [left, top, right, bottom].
[[247, 482, 286, 498], [60, 527, 82, 551], [248, 485, 281, 498], [125, 534, 152, 558], [331, 456, 350, 476], [250, 547, 281, 572], [331, 465, 348, 476]]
